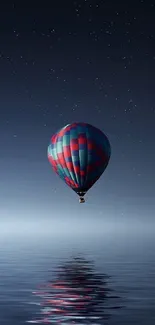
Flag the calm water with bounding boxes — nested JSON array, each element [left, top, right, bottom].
[[0, 231, 155, 324]]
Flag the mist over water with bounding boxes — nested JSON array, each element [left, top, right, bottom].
[[0, 219, 155, 324]]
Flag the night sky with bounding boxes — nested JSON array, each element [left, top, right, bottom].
[[1, 0, 155, 233]]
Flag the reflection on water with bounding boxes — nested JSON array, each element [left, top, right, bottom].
[[0, 233, 155, 324], [27, 256, 122, 324]]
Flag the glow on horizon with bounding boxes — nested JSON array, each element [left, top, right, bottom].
[[0, 212, 155, 238]]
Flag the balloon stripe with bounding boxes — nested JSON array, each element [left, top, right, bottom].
[[61, 132, 77, 185], [77, 125, 88, 187], [65, 130, 78, 185], [69, 128, 80, 186], [54, 135, 67, 182]]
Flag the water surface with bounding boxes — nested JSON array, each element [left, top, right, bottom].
[[0, 229, 155, 324]]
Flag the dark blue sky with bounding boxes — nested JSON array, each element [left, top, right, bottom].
[[0, 0, 155, 229]]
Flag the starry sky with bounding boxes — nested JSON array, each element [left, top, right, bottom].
[[0, 0, 155, 233]]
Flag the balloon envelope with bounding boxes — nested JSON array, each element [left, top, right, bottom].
[[47, 122, 111, 197]]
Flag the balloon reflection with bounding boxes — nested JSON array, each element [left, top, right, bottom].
[[28, 256, 122, 324]]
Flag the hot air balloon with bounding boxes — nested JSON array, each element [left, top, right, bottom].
[[47, 122, 111, 203]]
